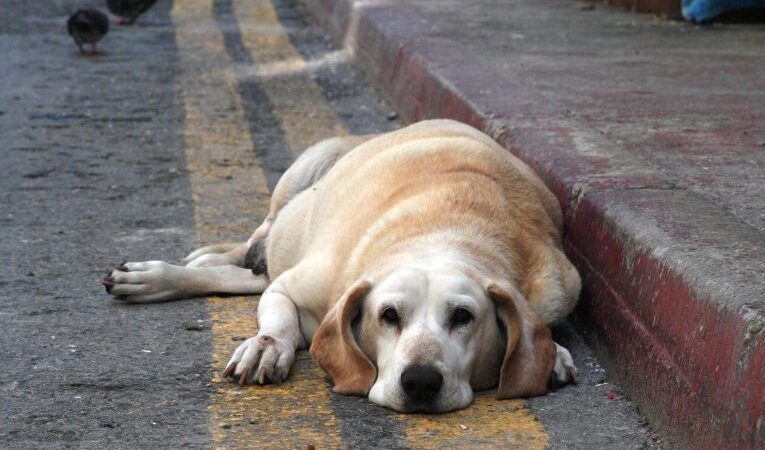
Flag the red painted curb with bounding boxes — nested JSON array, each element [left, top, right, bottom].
[[565, 190, 765, 450], [304, 0, 765, 449]]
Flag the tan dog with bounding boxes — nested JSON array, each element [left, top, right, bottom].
[[104, 119, 580, 412]]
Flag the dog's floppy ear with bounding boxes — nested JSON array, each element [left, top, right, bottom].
[[486, 283, 556, 399], [310, 279, 376, 396]]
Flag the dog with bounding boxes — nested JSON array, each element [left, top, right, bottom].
[[104, 119, 580, 412]]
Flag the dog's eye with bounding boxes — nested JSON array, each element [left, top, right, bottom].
[[450, 308, 473, 329], [381, 307, 400, 327]]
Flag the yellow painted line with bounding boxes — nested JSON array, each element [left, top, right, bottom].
[[399, 392, 549, 449], [234, 0, 347, 151], [171, 0, 270, 237], [173, 0, 551, 447], [171, 0, 342, 448]]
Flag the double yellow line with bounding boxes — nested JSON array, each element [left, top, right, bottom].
[[170, 0, 549, 447], [172, 0, 342, 447]]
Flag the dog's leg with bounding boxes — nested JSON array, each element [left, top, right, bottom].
[[103, 261, 268, 303], [184, 242, 250, 268], [549, 342, 577, 389], [184, 242, 242, 263], [216, 140, 376, 383], [223, 275, 304, 385]]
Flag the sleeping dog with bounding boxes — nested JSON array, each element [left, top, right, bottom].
[[104, 119, 580, 412]]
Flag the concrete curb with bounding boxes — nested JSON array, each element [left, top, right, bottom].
[[303, 0, 765, 448]]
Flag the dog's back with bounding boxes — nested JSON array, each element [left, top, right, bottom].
[[264, 120, 577, 323]]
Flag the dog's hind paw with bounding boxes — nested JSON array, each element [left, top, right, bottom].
[[103, 260, 184, 303], [223, 333, 295, 385]]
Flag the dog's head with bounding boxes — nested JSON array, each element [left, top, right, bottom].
[[309, 267, 556, 412]]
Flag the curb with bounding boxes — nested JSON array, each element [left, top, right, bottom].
[[303, 0, 765, 448]]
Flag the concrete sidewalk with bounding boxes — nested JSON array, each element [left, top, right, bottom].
[[303, 0, 765, 448]]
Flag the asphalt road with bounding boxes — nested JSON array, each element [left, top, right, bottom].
[[0, 0, 661, 448]]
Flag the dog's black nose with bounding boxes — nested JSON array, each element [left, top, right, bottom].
[[401, 365, 443, 404]]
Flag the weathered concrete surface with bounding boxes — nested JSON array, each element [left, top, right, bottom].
[[0, 1, 208, 447], [303, 0, 765, 448]]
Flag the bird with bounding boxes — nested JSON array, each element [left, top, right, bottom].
[[106, 0, 160, 25], [67, 9, 109, 55]]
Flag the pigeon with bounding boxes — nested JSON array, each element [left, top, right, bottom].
[[67, 9, 109, 55], [107, 0, 160, 25]]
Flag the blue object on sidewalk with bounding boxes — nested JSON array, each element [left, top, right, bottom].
[[682, 0, 765, 22]]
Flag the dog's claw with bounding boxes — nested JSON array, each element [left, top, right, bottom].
[[239, 352, 262, 385], [102, 276, 114, 293], [223, 363, 236, 378], [567, 366, 577, 384], [239, 365, 254, 386]]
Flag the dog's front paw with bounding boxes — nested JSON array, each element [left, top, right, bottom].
[[549, 343, 577, 390], [223, 334, 295, 385]]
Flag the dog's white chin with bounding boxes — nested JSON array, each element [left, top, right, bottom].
[[367, 380, 474, 413]]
